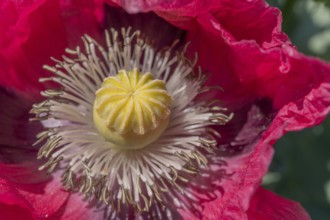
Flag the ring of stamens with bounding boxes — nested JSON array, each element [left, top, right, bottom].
[[30, 28, 233, 216]]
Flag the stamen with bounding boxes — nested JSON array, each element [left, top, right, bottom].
[[31, 27, 233, 218]]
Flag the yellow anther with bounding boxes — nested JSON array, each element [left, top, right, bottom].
[[93, 68, 172, 149]]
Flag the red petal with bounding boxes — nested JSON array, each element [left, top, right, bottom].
[[0, 178, 34, 220], [0, 0, 67, 94], [105, 0, 288, 45], [183, 5, 292, 107], [199, 80, 330, 220], [199, 74, 330, 219], [115, 0, 330, 126], [103, 0, 217, 14], [97, 2, 329, 219], [102, 0, 292, 106], [1, 1, 328, 219], [59, 0, 102, 47], [0, 0, 101, 96], [0, 203, 34, 220], [247, 188, 310, 220], [201, 119, 274, 219], [0, 166, 69, 219], [48, 193, 104, 220], [0, 179, 33, 213]]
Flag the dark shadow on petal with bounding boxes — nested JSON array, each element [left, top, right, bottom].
[[0, 87, 43, 163], [103, 5, 186, 50], [216, 98, 275, 156]]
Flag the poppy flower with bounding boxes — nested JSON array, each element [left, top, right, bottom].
[[0, 0, 329, 219]]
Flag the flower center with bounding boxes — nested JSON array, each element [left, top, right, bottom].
[[93, 68, 172, 149], [30, 28, 233, 218]]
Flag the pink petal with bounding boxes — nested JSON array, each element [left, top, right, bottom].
[[247, 188, 310, 220]]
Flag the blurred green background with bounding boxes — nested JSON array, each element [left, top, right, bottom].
[[263, 0, 330, 219]]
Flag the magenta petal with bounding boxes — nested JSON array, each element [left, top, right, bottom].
[[107, 0, 289, 46], [49, 193, 104, 220], [1, 0, 329, 219], [0, 0, 68, 94], [102, 0, 216, 14], [247, 188, 311, 220], [136, 0, 330, 128], [13, 175, 69, 219], [0, 0, 101, 95], [59, 0, 103, 47], [211, 0, 289, 47], [119, 0, 292, 108], [183, 10, 291, 107], [201, 128, 274, 219], [0, 165, 69, 219], [0, 178, 34, 217], [0, 203, 34, 220]]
